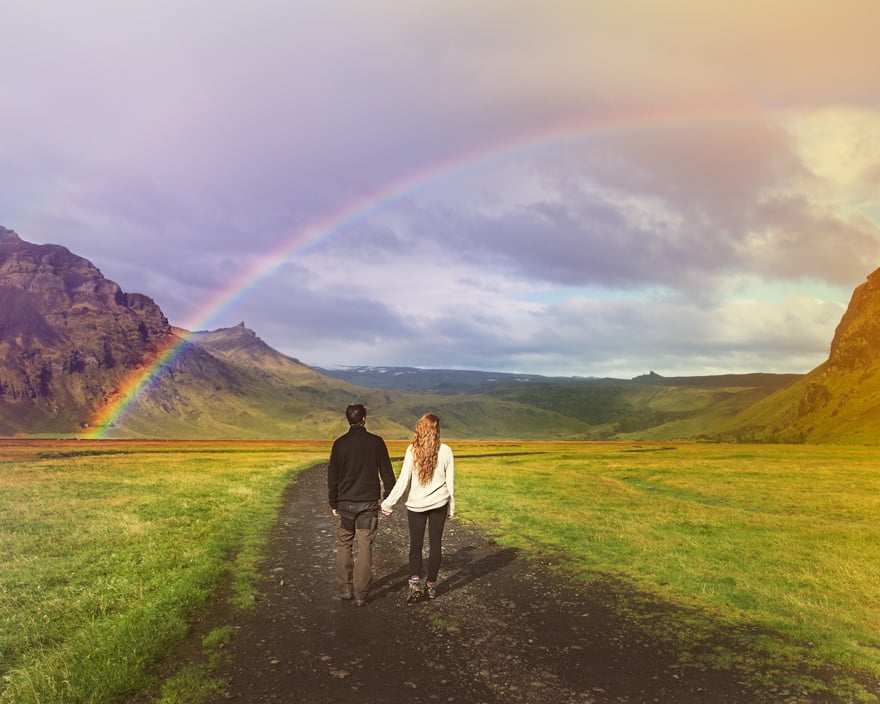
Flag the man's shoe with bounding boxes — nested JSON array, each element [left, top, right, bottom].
[[340, 588, 353, 601], [425, 581, 437, 600], [406, 576, 423, 605]]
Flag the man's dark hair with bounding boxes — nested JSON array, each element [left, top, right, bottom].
[[345, 403, 367, 425]]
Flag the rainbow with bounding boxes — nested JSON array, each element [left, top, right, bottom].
[[84, 103, 762, 437]]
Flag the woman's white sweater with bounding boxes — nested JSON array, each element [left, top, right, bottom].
[[382, 443, 455, 516]]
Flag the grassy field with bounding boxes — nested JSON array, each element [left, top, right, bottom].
[[451, 441, 880, 701], [2, 440, 879, 702], [0, 440, 327, 704]]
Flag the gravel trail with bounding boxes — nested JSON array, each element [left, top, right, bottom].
[[171, 463, 863, 704]]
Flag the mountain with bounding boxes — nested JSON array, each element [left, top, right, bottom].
[[314, 365, 595, 394], [0, 227, 361, 437], [0, 228, 616, 439], [114, 324, 601, 440], [107, 322, 375, 439], [7, 225, 877, 443], [0, 227, 172, 434], [716, 267, 880, 443], [317, 365, 801, 440]]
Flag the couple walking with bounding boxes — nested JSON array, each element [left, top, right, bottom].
[[327, 403, 454, 607]]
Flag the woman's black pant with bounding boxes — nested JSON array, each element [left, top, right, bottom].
[[406, 504, 448, 582]]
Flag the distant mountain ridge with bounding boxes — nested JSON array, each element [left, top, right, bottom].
[[319, 365, 801, 395], [2, 225, 878, 442], [314, 365, 596, 394]]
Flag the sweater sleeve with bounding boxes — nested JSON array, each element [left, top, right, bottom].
[[443, 444, 455, 517], [381, 445, 412, 512], [327, 440, 340, 509], [377, 437, 396, 500]]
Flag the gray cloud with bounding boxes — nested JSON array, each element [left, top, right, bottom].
[[2, 0, 880, 377]]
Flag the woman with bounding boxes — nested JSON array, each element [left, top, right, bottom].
[[381, 413, 455, 603]]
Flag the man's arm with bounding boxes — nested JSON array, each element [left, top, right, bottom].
[[377, 438, 396, 500], [327, 442, 340, 510]]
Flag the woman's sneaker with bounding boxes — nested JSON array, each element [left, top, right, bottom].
[[425, 581, 437, 600], [406, 576, 423, 605]]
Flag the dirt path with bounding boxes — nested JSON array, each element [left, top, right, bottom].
[[187, 464, 847, 703]]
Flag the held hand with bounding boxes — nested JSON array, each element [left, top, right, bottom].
[[380, 507, 392, 516], [331, 509, 339, 517]]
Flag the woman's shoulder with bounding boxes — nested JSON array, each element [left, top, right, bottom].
[[439, 442, 453, 455]]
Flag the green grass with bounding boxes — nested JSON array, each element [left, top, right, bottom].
[[452, 441, 880, 701], [154, 627, 235, 704], [3, 440, 880, 702], [0, 440, 327, 704]]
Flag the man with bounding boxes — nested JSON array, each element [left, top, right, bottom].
[[327, 403, 396, 606]]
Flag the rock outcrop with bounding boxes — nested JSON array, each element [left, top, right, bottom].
[[827, 267, 880, 373], [0, 227, 171, 432]]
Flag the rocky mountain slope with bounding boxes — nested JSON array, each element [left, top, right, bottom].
[[103, 322, 370, 439], [717, 266, 880, 443], [0, 227, 362, 437], [0, 227, 171, 433], [0, 228, 589, 439]]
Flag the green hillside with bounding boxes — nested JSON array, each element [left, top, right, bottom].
[[92, 262, 880, 444], [481, 375, 798, 440], [104, 334, 790, 442], [715, 359, 880, 444], [716, 268, 880, 444], [97, 327, 590, 441]]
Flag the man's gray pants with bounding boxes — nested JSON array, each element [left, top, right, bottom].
[[335, 501, 379, 601]]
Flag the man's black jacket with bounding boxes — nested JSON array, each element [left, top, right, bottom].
[[327, 424, 396, 510]]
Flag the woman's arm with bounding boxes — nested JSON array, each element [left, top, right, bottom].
[[381, 445, 413, 514], [444, 445, 455, 517]]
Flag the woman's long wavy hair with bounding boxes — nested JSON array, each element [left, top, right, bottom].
[[412, 413, 441, 485]]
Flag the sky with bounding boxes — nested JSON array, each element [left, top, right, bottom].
[[2, 0, 880, 379]]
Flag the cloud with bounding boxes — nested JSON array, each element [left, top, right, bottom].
[[344, 111, 879, 297], [2, 0, 880, 378]]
